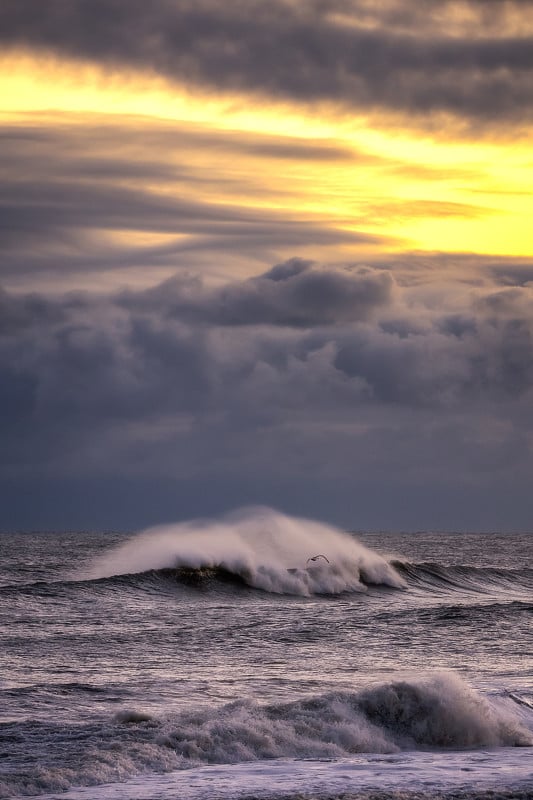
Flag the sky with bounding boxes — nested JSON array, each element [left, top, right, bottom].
[[1, 0, 533, 531]]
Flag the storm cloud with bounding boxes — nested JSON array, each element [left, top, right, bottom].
[[2, 260, 532, 529], [1, 0, 533, 123]]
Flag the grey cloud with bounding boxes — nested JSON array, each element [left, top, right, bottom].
[[0, 178, 294, 235], [1, 260, 533, 528], [0, 288, 71, 334], [333, 289, 533, 404], [370, 252, 533, 290], [490, 265, 533, 287], [1, 262, 532, 437], [436, 314, 478, 340], [123, 259, 395, 327], [1, 1, 532, 122], [0, 118, 387, 286], [0, 122, 354, 166], [333, 328, 471, 405]]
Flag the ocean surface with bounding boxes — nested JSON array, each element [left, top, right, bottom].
[[1, 507, 532, 800]]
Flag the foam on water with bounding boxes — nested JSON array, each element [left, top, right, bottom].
[[29, 752, 533, 800], [2, 673, 531, 798], [145, 672, 533, 758], [81, 507, 405, 594]]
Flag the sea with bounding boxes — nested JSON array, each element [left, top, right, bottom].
[[1, 507, 532, 800]]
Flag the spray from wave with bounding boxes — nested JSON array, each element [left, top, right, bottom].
[[81, 507, 404, 595]]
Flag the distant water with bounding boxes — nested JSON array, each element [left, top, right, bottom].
[[1, 507, 532, 800]]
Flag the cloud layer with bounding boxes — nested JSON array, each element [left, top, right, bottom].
[[1, 0, 533, 123], [2, 259, 532, 529], [0, 118, 392, 290]]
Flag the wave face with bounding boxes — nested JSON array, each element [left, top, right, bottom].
[[80, 507, 405, 595], [2, 674, 531, 798], [392, 560, 533, 597]]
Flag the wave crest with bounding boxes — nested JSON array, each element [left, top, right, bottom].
[[81, 507, 405, 595]]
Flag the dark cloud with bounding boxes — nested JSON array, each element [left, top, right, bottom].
[[121, 259, 394, 327], [1, 260, 533, 530], [490, 264, 533, 287], [0, 259, 533, 476], [1, 1, 532, 123]]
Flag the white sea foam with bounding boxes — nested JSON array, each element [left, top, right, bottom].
[[147, 672, 532, 762], [2, 674, 531, 799], [30, 752, 533, 800], [82, 507, 405, 594]]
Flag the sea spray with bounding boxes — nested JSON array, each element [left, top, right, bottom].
[[81, 507, 405, 594]]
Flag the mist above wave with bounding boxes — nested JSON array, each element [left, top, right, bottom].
[[82, 507, 404, 595]]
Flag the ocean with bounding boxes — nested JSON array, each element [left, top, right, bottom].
[[1, 507, 532, 800]]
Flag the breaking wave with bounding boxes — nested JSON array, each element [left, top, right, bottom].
[[4, 511, 532, 602], [6, 509, 532, 600], [79, 507, 405, 596], [2, 673, 531, 798], [150, 672, 532, 757]]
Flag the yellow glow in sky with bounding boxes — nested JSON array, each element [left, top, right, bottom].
[[2, 50, 532, 261]]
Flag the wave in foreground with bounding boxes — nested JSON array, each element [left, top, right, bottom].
[[80, 507, 405, 595], [2, 673, 531, 798], [145, 672, 532, 755]]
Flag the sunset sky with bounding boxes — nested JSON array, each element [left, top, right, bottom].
[[1, 0, 532, 530]]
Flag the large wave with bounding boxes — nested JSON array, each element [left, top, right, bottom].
[[80, 507, 405, 595], [2, 674, 531, 798], [146, 672, 532, 759]]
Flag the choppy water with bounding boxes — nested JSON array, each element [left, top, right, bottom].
[[1, 508, 532, 800]]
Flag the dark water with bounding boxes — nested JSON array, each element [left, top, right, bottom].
[[1, 509, 532, 799]]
